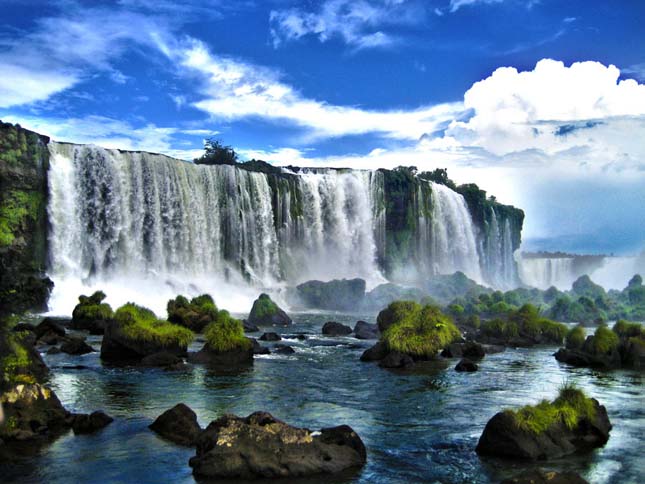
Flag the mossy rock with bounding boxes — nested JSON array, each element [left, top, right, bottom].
[[100, 303, 194, 362], [0, 326, 48, 391], [479, 304, 566, 346], [167, 293, 219, 332], [477, 384, 611, 460], [71, 291, 114, 335], [247, 293, 291, 327], [189, 312, 253, 366]]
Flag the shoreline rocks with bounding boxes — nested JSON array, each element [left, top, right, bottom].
[[189, 411, 366, 479]]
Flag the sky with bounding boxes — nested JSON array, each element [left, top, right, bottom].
[[1, 0, 644, 255]]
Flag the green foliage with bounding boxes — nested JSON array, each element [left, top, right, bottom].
[[115, 303, 194, 347], [590, 325, 619, 355], [377, 300, 421, 332], [612, 320, 643, 338], [194, 138, 238, 165], [73, 290, 113, 321], [0, 330, 36, 387], [167, 293, 218, 332], [566, 325, 586, 350], [481, 318, 519, 339], [250, 293, 279, 318], [380, 303, 461, 358], [0, 189, 43, 247], [465, 314, 480, 329], [204, 311, 251, 352], [508, 383, 596, 434]]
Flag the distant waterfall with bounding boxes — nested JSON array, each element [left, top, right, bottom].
[[516, 257, 576, 290], [482, 208, 517, 289], [47, 143, 384, 313]]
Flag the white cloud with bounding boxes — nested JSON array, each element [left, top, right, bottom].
[[0, 63, 77, 108], [449, 0, 504, 13], [269, 0, 421, 50]]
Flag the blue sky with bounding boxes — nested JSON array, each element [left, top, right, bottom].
[[1, 0, 644, 254]]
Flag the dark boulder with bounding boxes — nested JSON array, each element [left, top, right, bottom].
[[141, 352, 184, 368], [247, 294, 292, 327], [35, 318, 66, 340], [259, 332, 281, 342], [12, 323, 36, 334], [188, 344, 253, 367], [189, 412, 366, 479], [353, 321, 379, 340], [242, 319, 259, 332], [291, 278, 366, 311], [554, 347, 621, 369], [273, 344, 295, 355], [101, 319, 188, 363], [360, 341, 389, 362], [501, 469, 589, 484], [60, 337, 94, 355], [476, 398, 611, 460], [322, 321, 352, 336], [378, 351, 414, 369], [440, 343, 463, 358], [248, 338, 270, 355], [455, 358, 478, 372], [70, 411, 113, 435], [150, 403, 202, 446]]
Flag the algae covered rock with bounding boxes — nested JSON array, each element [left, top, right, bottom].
[[189, 411, 366, 479], [101, 303, 194, 363], [71, 291, 114, 334], [189, 311, 253, 366], [167, 294, 219, 333], [247, 293, 291, 327], [291, 278, 366, 311], [476, 385, 611, 460]]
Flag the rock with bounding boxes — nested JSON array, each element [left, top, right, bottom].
[[189, 412, 366, 479], [71, 411, 113, 435], [440, 343, 463, 358], [455, 358, 478, 372], [35, 318, 66, 340], [476, 398, 611, 460], [273, 344, 295, 355], [188, 344, 253, 366], [501, 469, 589, 484], [248, 338, 271, 355], [378, 351, 414, 369], [242, 319, 259, 332], [462, 341, 485, 359], [290, 278, 366, 311], [0, 383, 68, 442], [141, 352, 183, 368], [554, 347, 621, 369], [353, 321, 379, 340], [247, 293, 292, 327], [60, 337, 94, 355], [150, 403, 202, 446], [360, 341, 389, 362], [322, 321, 352, 336], [47, 346, 61, 355], [259, 332, 281, 342], [482, 344, 505, 354], [71, 291, 113, 335], [12, 323, 36, 334]]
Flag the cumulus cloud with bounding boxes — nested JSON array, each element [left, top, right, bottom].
[[0, 64, 76, 108], [269, 0, 423, 50]]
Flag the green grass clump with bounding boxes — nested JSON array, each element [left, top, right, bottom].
[[73, 290, 113, 321], [481, 318, 519, 339], [250, 293, 279, 319], [381, 303, 461, 358], [376, 300, 421, 332], [613, 320, 644, 338], [115, 303, 194, 347], [539, 319, 568, 342], [204, 311, 251, 352], [565, 325, 586, 349], [590, 325, 619, 355], [167, 293, 218, 332], [0, 331, 36, 387], [508, 382, 596, 434]]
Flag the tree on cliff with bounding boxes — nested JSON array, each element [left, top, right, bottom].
[[194, 138, 238, 166]]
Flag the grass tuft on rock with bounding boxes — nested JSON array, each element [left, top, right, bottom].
[[73, 290, 113, 321], [167, 293, 219, 332], [0, 330, 37, 387], [379, 302, 461, 358], [114, 303, 194, 347], [590, 325, 619, 355], [507, 382, 596, 434], [204, 311, 251, 352], [565, 325, 586, 350], [612, 320, 643, 338]]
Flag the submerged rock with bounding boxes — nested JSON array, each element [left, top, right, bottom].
[[259, 332, 281, 341], [140, 352, 184, 369], [60, 337, 94, 355], [70, 411, 113, 435], [248, 338, 270, 355], [322, 321, 352, 336], [247, 294, 292, 327], [273, 344, 295, 355], [150, 403, 202, 446], [455, 358, 478, 372], [189, 411, 366, 479], [501, 469, 589, 484], [378, 351, 414, 369], [353, 321, 379, 340], [360, 341, 389, 362]]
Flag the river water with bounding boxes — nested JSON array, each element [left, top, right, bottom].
[[1, 314, 643, 483]]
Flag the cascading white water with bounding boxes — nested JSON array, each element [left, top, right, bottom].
[[420, 181, 484, 283], [516, 256, 577, 290], [47, 143, 385, 314], [482, 208, 517, 289]]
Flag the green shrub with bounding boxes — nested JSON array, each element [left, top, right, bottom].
[[613, 320, 643, 338], [481, 318, 519, 339], [508, 383, 596, 434], [0, 331, 36, 387], [115, 303, 194, 347], [167, 293, 218, 332], [466, 314, 480, 329], [204, 311, 251, 352], [376, 300, 421, 332], [566, 325, 586, 350], [538, 318, 567, 343], [590, 325, 619, 355], [381, 303, 461, 358]]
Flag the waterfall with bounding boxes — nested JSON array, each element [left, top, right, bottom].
[[482, 208, 517, 289], [516, 256, 577, 290], [419, 181, 484, 283], [46, 143, 385, 314]]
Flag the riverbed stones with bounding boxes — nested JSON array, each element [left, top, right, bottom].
[[70, 411, 113, 435], [455, 358, 478, 372], [189, 411, 366, 479], [150, 404, 202, 446]]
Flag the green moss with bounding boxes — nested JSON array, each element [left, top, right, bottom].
[[613, 320, 643, 338], [481, 318, 519, 339], [0, 189, 43, 247], [376, 300, 421, 332], [508, 383, 596, 434], [590, 325, 619, 355], [167, 293, 219, 332], [204, 311, 251, 352], [73, 290, 113, 321], [114, 303, 194, 347], [566, 325, 586, 350], [380, 303, 461, 358], [0, 331, 35, 387], [250, 293, 279, 319]]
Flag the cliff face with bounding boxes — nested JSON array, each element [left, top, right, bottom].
[[0, 122, 52, 316]]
